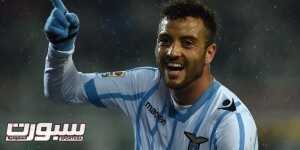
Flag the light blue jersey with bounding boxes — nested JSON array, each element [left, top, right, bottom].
[[44, 48, 258, 150]]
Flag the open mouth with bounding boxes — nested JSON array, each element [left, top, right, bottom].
[[166, 62, 184, 71]]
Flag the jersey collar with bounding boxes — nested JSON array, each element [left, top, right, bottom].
[[168, 79, 221, 122]]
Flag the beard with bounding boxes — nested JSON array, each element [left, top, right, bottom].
[[156, 58, 205, 90], [155, 47, 207, 90]]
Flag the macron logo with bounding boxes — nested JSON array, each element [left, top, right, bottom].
[[144, 102, 166, 126], [218, 98, 236, 112]]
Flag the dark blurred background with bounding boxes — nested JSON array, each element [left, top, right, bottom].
[[0, 0, 299, 149]]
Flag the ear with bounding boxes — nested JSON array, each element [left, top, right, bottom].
[[205, 43, 217, 64]]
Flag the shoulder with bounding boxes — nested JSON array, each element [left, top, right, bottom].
[[216, 83, 253, 116], [126, 66, 162, 91], [206, 81, 257, 148], [127, 66, 160, 81], [128, 66, 158, 74], [211, 81, 257, 133]]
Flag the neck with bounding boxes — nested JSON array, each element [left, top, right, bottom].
[[171, 66, 213, 105]]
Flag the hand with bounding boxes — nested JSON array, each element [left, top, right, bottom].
[[44, 0, 79, 51]]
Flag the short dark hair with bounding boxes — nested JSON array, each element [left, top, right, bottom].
[[161, 0, 217, 46]]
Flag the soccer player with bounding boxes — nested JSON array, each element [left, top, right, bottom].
[[44, 0, 258, 149]]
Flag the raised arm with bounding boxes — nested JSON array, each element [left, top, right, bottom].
[[42, 0, 159, 119], [43, 0, 89, 103]]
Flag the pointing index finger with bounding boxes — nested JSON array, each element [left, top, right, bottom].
[[50, 0, 68, 13]]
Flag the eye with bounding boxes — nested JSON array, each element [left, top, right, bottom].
[[181, 39, 195, 49], [158, 35, 172, 47]]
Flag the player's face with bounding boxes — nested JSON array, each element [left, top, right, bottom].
[[156, 17, 210, 89]]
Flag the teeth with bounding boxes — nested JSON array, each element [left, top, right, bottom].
[[167, 63, 183, 68]]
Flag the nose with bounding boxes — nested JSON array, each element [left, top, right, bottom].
[[166, 42, 181, 59]]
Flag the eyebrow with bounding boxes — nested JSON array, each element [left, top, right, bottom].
[[157, 33, 171, 39], [158, 31, 169, 35], [158, 32, 197, 38], [180, 35, 198, 41]]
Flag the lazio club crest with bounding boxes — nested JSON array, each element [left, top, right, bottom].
[[184, 131, 208, 150]]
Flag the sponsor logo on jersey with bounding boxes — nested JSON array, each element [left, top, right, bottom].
[[184, 131, 208, 150], [218, 98, 236, 112], [144, 102, 166, 125]]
